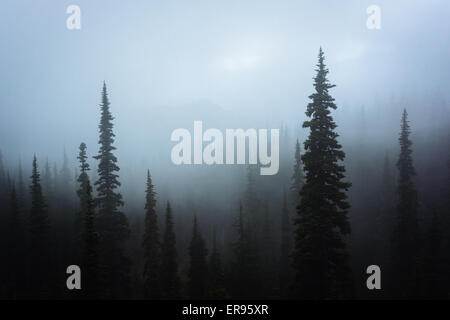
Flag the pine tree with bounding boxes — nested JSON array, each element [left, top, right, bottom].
[[291, 139, 304, 206], [76, 143, 100, 298], [292, 48, 353, 299], [94, 82, 130, 298], [160, 201, 181, 299], [208, 226, 227, 299], [142, 169, 161, 299], [391, 109, 420, 299], [29, 154, 51, 297], [188, 214, 208, 299], [279, 188, 292, 297]]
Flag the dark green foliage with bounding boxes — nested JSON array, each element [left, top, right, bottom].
[[208, 227, 227, 299], [188, 215, 208, 299], [142, 170, 161, 299], [93, 82, 130, 298], [391, 109, 421, 299], [77, 143, 100, 298], [292, 48, 353, 299], [29, 154, 51, 297], [160, 201, 181, 299]]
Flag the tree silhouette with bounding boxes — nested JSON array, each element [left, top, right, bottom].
[[142, 169, 161, 299], [391, 109, 420, 299], [292, 48, 353, 299], [94, 82, 130, 298], [29, 154, 51, 298]]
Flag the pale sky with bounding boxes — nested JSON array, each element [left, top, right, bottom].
[[0, 0, 449, 165]]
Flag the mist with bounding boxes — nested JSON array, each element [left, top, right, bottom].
[[0, 0, 449, 300]]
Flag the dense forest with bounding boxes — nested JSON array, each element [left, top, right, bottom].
[[0, 49, 449, 300]]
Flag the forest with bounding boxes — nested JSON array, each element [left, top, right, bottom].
[[0, 47, 449, 300]]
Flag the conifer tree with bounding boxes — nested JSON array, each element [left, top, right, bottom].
[[160, 201, 180, 299], [29, 154, 51, 297], [76, 143, 100, 298], [208, 226, 227, 299], [188, 214, 208, 299], [94, 82, 130, 298], [292, 48, 353, 299], [391, 109, 420, 298], [142, 169, 161, 299]]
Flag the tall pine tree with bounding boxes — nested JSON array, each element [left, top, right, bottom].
[[94, 82, 130, 298], [292, 48, 353, 299], [29, 154, 51, 298], [391, 109, 420, 299], [142, 169, 161, 299]]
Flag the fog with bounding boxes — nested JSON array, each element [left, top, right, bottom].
[[0, 0, 449, 211], [1, 0, 450, 300]]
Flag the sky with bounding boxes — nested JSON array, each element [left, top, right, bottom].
[[0, 0, 449, 169]]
